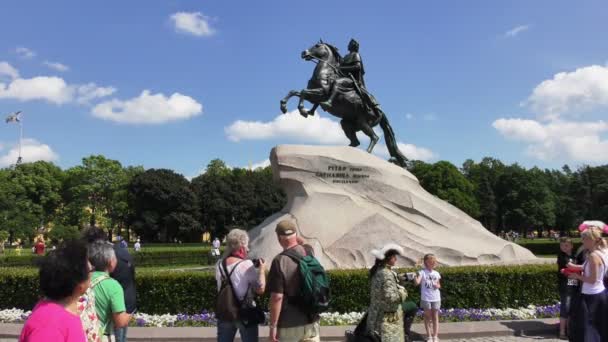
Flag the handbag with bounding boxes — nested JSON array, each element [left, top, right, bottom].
[[239, 304, 266, 327], [345, 312, 381, 342]]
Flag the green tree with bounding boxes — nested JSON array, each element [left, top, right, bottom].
[[545, 166, 578, 233], [462, 158, 505, 231], [191, 165, 233, 238], [47, 224, 80, 243], [0, 167, 46, 242], [495, 165, 556, 234], [128, 169, 200, 242], [410, 160, 480, 218], [62, 155, 139, 239], [191, 160, 286, 238], [570, 165, 608, 224], [205, 159, 231, 177], [9, 161, 64, 224]]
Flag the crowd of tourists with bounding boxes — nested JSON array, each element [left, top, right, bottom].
[[19, 226, 137, 342], [557, 226, 608, 342], [212, 220, 442, 342], [17, 221, 608, 342]]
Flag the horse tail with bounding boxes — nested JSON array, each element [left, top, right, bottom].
[[379, 113, 408, 168]]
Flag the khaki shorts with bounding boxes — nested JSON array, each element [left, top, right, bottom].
[[278, 322, 320, 342]]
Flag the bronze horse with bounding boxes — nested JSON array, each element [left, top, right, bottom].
[[280, 41, 408, 167]]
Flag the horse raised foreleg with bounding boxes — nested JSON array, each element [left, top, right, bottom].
[[297, 97, 308, 117], [307, 103, 319, 116], [280, 90, 301, 114], [296, 88, 326, 117]]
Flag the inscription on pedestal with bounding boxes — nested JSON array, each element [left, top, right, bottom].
[[315, 165, 370, 184]]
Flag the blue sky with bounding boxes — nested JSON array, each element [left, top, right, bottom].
[[0, 1, 607, 176]]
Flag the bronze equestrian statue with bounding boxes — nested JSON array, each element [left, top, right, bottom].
[[280, 39, 408, 168]]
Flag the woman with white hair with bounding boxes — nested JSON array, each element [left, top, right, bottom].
[[567, 226, 608, 341], [215, 229, 267, 342], [366, 244, 408, 342]]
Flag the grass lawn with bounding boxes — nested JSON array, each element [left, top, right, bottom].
[[517, 238, 581, 244]]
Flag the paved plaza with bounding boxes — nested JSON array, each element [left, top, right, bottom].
[[440, 337, 561, 342], [0, 338, 565, 342]]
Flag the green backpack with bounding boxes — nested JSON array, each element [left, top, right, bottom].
[[282, 247, 331, 315]]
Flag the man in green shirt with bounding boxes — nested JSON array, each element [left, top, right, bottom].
[[88, 241, 131, 337]]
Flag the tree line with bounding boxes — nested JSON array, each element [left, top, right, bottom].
[[0, 155, 606, 243], [410, 158, 608, 235], [0, 156, 284, 243]]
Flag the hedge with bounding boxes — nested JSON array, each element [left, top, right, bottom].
[[0, 264, 559, 314], [0, 247, 222, 268], [517, 241, 582, 255]]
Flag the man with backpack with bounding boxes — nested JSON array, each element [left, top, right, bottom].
[[267, 220, 330, 342]]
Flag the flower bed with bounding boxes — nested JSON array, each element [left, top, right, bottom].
[[0, 304, 559, 327]]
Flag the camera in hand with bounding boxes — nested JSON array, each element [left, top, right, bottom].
[[401, 272, 416, 281], [252, 258, 264, 268]]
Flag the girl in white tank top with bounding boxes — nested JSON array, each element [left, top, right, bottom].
[[581, 250, 607, 295], [567, 227, 608, 341]]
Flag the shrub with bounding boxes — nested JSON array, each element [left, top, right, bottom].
[[0, 264, 559, 314], [517, 241, 582, 255], [0, 247, 221, 268]]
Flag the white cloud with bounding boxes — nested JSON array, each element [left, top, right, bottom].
[[0, 76, 72, 104], [75, 83, 116, 104], [225, 109, 347, 144], [0, 76, 114, 105], [91, 90, 202, 124], [0, 139, 58, 167], [170, 12, 215, 37], [43, 61, 69, 72], [524, 65, 608, 120], [493, 118, 608, 163], [15, 47, 36, 59], [374, 142, 437, 162], [249, 159, 271, 170], [504, 25, 530, 38], [405, 113, 414, 120], [0, 61, 19, 80], [492, 118, 548, 142]]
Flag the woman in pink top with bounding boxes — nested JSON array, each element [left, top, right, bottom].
[[20, 240, 92, 342]]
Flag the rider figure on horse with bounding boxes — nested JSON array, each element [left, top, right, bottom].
[[321, 39, 382, 122]]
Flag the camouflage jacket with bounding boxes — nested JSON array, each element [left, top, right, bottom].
[[366, 267, 407, 342]]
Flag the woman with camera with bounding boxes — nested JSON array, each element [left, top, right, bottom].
[[215, 229, 267, 342]]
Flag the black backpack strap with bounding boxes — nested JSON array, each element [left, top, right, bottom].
[[220, 258, 245, 280]]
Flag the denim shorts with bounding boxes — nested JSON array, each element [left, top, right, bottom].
[[420, 300, 441, 310], [559, 290, 574, 318]]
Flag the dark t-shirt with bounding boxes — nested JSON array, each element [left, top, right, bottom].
[[110, 244, 137, 313], [557, 251, 578, 292], [268, 244, 316, 328]]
